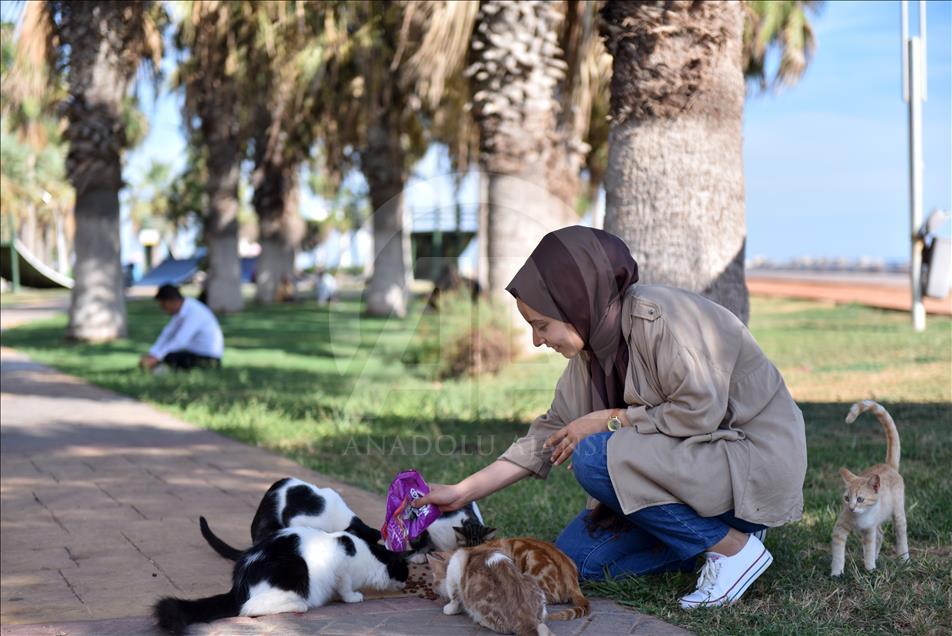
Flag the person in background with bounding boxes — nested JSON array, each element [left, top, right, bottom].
[[315, 268, 338, 306], [139, 284, 224, 372]]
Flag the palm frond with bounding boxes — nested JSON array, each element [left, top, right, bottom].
[[399, 0, 479, 110], [744, 0, 823, 92]]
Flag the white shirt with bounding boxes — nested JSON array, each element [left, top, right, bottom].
[[315, 272, 338, 304], [149, 297, 224, 360]]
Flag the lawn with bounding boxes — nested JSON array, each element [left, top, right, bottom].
[[2, 294, 950, 634]]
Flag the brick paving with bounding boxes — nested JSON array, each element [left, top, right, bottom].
[[0, 342, 690, 635]]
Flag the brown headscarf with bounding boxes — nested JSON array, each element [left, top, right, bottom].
[[506, 226, 639, 410]]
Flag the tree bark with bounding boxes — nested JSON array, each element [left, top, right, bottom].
[[601, 1, 749, 323], [201, 120, 244, 314], [66, 188, 126, 340], [253, 160, 304, 304], [362, 120, 410, 317], [469, 0, 580, 352], [59, 1, 143, 341]]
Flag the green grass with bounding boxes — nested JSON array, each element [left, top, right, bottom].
[[2, 295, 950, 634]]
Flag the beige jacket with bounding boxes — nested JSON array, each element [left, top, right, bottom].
[[499, 284, 807, 527]]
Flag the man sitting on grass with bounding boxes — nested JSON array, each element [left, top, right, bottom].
[[139, 284, 224, 373]]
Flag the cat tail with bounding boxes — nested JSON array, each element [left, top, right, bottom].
[[199, 516, 245, 561], [845, 400, 900, 469], [546, 591, 590, 621], [154, 592, 240, 635], [346, 515, 383, 544]]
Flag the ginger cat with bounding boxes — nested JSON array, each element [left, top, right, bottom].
[[428, 545, 553, 636], [483, 537, 590, 621], [831, 400, 910, 576]]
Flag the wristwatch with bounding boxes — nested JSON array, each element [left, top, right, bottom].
[[606, 409, 625, 432]]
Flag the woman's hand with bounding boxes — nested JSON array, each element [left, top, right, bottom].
[[412, 483, 469, 513], [545, 410, 615, 467]]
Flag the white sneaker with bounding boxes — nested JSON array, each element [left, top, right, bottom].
[[679, 534, 773, 609], [752, 529, 767, 543]]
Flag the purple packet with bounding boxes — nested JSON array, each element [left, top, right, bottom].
[[381, 469, 441, 552]]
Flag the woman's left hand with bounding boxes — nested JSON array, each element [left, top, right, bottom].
[[545, 411, 614, 467]]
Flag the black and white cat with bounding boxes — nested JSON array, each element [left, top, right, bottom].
[[200, 477, 381, 560], [155, 527, 408, 635], [406, 502, 496, 563]]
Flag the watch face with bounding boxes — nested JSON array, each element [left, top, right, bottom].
[[607, 417, 621, 432]]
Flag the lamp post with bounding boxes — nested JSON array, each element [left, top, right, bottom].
[[901, 0, 928, 331]]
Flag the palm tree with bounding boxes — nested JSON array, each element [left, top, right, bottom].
[[321, 1, 428, 318], [400, 1, 609, 304], [247, 2, 333, 304], [23, 1, 165, 341], [174, 0, 257, 314], [467, 0, 587, 322], [599, 1, 821, 324]]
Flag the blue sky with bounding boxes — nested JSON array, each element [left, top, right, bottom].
[[743, 0, 950, 262], [7, 1, 949, 263]]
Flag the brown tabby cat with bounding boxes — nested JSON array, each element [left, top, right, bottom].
[[483, 537, 590, 621], [427, 545, 554, 636], [831, 400, 910, 576]]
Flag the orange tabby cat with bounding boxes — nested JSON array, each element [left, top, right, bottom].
[[483, 537, 590, 621], [427, 545, 553, 636], [831, 400, 910, 576]]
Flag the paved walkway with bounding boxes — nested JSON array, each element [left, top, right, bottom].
[[0, 344, 688, 635]]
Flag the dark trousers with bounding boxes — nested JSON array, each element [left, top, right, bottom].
[[163, 350, 221, 371]]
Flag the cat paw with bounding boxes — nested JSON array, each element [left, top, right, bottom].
[[830, 569, 843, 577], [342, 592, 364, 603], [409, 552, 428, 564], [442, 602, 461, 615]]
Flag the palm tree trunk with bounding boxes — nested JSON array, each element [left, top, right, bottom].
[[600, 1, 749, 323], [253, 160, 304, 304], [469, 0, 579, 352], [363, 118, 410, 317], [470, 0, 577, 299], [202, 128, 244, 314], [59, 1, 141, 341], [67, 188, 126, 340]]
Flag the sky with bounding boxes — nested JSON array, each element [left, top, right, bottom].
[[742, 0, 951, 263], [6, 1, 950, 264]]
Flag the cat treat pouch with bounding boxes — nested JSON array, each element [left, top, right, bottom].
[[382, 469, 440, 552]]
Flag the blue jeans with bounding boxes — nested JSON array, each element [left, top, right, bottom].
[[555, 432, 766, 581]]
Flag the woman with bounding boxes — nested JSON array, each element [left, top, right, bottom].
[[415, 226, 807, 608]]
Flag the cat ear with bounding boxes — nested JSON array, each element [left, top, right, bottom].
[[839, 467, 857, 483], [427, 551, 447, 563], [483, 527, 497, 541], [869, 474, 880, 492]]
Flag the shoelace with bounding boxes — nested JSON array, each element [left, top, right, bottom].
[[695, 558, 721, 596]]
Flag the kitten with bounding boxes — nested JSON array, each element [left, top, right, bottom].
[[483, 537, 590, 621], [200, 477, 381, 560], [428, 546, 553, 636], [407, 502, 495, 563], [831, 400, 910, 576], [155, 527, 408, 635]]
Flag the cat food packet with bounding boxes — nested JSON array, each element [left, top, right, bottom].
[[381, 469, 441, 552]]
